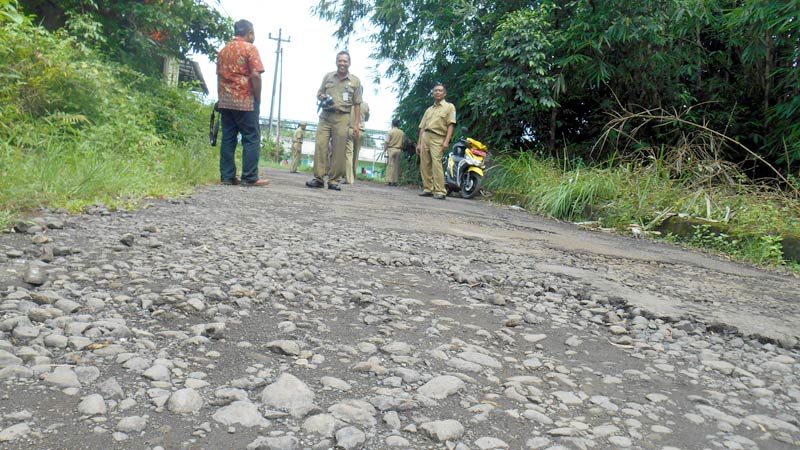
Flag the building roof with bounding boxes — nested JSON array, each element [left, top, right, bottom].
[[178, 59, 208, 95]]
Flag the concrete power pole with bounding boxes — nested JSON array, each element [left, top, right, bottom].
[[266, 28, 290, 161], [275, 48, 284, 163]]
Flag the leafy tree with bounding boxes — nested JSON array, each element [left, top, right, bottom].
[[315, 0, 799, 176], [725, 0, 800, 167], [1, 0, 24, 24], [464, 6, 557, 147], [16, 0, 232, 75]]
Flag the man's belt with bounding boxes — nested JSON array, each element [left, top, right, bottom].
[[325, 109, 350, 114], [425, 129, 444, 136]]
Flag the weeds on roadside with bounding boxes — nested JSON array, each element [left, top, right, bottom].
[[0, 17, 218, 230], [486, 150, 799, 269]]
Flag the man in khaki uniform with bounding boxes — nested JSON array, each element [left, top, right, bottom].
[[384, 118, 405, 186], [289, 121, 307, 173], [306, 51, 362, 191], [344, 99, 369, 184], [416, 82, 456, 199]]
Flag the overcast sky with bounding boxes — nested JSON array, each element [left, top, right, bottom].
[[195, 0, 399, 130]]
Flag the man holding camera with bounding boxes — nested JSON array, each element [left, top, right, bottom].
[[216, 19, 268, 186], [306, 51, 362, 191]]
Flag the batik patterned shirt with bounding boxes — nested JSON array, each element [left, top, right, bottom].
[[216, 36, 265, 111]]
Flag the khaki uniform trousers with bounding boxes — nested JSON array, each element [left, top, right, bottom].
[[344, 132, 360, 184], [290, 143, 302, 172], [386, 147, 402, 183], [419, 131, 446, 195], [313, 111, 350, 185]]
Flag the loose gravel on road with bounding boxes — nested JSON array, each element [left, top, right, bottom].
[[1, 170, 798, 450]]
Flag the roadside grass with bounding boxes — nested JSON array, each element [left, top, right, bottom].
[[486, 151, 800, 270], [0, 18, 218, 230], [0, 131, 218, 229]]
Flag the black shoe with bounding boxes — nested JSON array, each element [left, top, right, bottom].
[[328, 184, 341, 191], [419, 191, 433, 197], [341, 181, 349, 185], [306, 179, 324, 188], [289, 170, 298, 173], [433, 194, 446, 200]]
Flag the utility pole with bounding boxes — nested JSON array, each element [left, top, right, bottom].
[[266, 28, 290, 158], [275, 48, 284, 163]]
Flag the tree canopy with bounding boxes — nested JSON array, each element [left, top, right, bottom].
[[16, 0, 232, 75], [315, 0, 800, 175]]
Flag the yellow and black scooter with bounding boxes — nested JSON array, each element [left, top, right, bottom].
[[442, 135, 488, 199]]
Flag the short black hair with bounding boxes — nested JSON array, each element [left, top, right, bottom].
[[433, 82, 446, 90], [234, 20, 253, 37], [336, 50, 351, 62], [392, 119, 401, 127]]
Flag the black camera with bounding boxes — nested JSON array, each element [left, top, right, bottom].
[[317, 94, 334, 112]]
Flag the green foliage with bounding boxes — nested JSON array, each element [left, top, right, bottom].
[[686, 224, 786, 266], [465, 6, 557, 144], [316, 0, 800, 175], [0, 18, 218, 227], [17, 0, 232, 75], [262, 139, 288, 163], [688, 224, 739, 253], [399, 153, 421, 186], [486, 148, 799, 267], [537, 170, 618, 221], [0, 0, 24, 24], [725, 0, 800, 166]]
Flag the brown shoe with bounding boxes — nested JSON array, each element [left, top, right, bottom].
[[222, 177, 241, 185], [242, 179, 270, 186]]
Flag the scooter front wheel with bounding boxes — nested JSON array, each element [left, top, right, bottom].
[[460, 172, 482, 199]]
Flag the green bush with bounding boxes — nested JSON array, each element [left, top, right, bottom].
[[485, 149, 799, 269], [0, 17, 218, 228]]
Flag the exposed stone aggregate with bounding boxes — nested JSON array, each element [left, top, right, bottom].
[[0, 172, 798, 449]]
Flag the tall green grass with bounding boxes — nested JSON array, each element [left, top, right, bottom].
[[486, 151, 800, 268], [0, 16, 218, 228]]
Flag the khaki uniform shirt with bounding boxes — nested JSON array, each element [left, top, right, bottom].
[[292, 128, 304, 148], [418, 100, 456, 136], [317, 71, 362, 114], [350, 101, 369, 131], [385, 127, 406, 149]]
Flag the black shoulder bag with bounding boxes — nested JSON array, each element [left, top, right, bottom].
[[209, 102, 221, 146]]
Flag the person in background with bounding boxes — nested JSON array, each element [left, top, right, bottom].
[[344, 99, 369, 184], [384, 119, 405, 186], [289, 121, 307, 173], [216, 19, 269, 186], [416, 82, 455, 199], [306, 51, 362, 191]]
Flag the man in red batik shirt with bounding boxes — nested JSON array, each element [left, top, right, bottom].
[[216, 19, 269, 186]]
